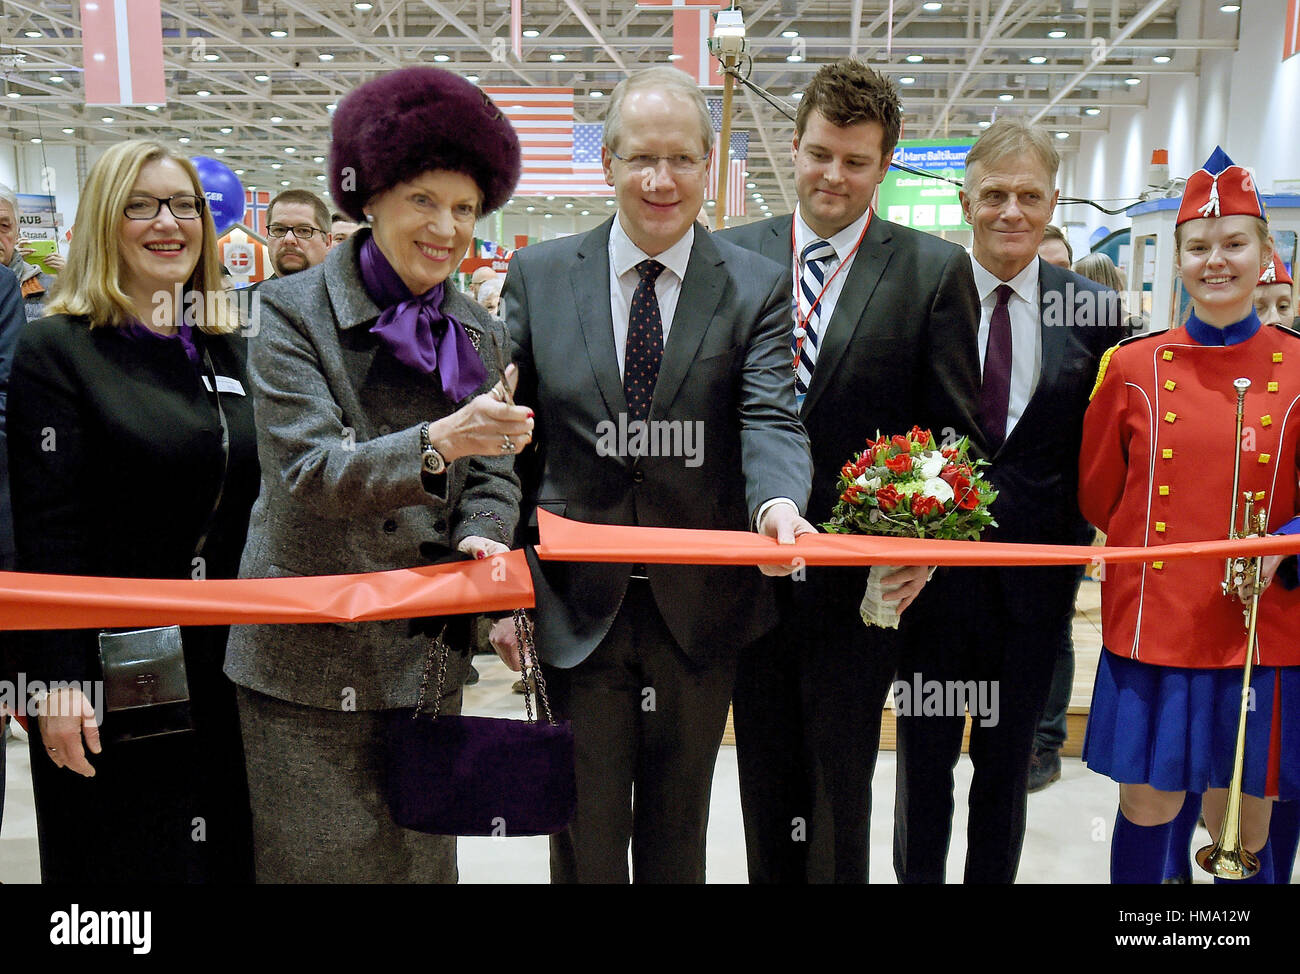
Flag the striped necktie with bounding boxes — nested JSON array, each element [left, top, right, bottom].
[[794, 238, 837, 400]]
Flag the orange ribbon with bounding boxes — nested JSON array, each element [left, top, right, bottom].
[[0, 550, 534, 630], [534, 510, 1300, 567], [2, 514, 1298, 632]]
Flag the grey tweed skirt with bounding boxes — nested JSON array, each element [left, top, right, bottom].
[[236, 684, 463, 883]]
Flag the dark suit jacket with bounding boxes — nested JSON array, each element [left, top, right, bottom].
[[975, 260, 1127, 617], [718, 213, 984, 528], [504, 218, 812, 668]]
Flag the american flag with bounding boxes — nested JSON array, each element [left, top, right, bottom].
[[483, 87, 613, 197], [243, 189, 270, 236], [705, 100, 747, 218], [80, 0, 166, 106], [1287, 0, 1300, 61]]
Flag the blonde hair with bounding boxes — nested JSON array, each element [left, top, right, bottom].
[[965, 118, 1060, 188], [46, 140, 240, 333], [1072, 252, 1124, 291]]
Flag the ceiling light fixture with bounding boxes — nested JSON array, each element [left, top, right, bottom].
[[1153, 55, 1171, 64], [1028, 55, 1047, 64], [1047, 28, 1067, 38], [906, 54, 924, 63]]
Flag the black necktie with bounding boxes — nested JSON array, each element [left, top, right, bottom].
[[624, 259, 665, 422], [978, 283, 1014, 452]]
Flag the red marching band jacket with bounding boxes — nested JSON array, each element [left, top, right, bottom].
[[1080, 324, 1300, 668]]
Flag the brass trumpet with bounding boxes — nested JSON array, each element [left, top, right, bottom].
[[1197, 377, 1267, 880]]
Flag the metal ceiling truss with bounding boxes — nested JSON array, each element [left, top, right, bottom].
[[0, 0, 1231, 219]]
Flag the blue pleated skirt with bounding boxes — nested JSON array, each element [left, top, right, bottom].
[[1083, 651, 1300, 800]]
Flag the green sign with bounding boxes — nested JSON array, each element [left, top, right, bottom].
[[877, 139, 974, 231]]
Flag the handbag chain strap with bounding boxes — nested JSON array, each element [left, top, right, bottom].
[[411, 612, 556, 726]]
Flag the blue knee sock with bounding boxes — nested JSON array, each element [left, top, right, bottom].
[[1112, 809, 1174, 885], [1212, 838, 1274, 884], [1270, 801, 1300, 884], [1162, 792, 1202, 882]]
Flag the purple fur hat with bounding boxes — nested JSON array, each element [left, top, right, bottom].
[[329, 67, 521, 221]]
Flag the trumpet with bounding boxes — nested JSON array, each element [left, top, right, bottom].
[[1197, 376, 1267, 880]]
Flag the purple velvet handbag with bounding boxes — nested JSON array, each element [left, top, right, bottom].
[[383, 613, 576, 837]]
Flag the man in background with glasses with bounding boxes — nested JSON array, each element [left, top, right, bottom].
[[263, 189, 330, 279]]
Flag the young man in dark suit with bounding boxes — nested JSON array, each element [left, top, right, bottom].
[[891, 118, 1127, 883], [718, 59, 983, 883], [502, 66, 814, 883]]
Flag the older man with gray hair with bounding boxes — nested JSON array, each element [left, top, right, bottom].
[[892, 118, 1126, 883], [0, 183, 57, 322]]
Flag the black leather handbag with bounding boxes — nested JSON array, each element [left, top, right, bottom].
[[96, 350, 230, 744], [383, 612, 576, 837]]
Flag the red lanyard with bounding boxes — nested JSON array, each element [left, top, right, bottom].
[[792, 210, 872, 370]]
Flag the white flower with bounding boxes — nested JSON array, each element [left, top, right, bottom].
[[918, 450, 945, 479], [922, 477, 954, 504], [856, 475, 882, 490]]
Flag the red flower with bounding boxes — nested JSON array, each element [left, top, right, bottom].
[[884, 453, 914, 474], [941, 445, 958, 459], [853, 456, 872, 476], [841, 463, 856, 481], [876, 484, 902, 510], [909, 426, 931, 447], [892, 434, 911, 452], [955, 482, 980, 510], [940, 463, 962, 486], [911, 495, 940, 517], [841, 484, 864, 504]]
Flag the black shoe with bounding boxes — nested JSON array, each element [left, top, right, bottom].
[[1027, 746, 1062, 793], [465, 665, 480, 686]]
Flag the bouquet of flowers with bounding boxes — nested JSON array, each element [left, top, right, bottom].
[[823, 426, 997, 628]]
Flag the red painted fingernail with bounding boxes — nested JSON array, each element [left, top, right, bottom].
[[527, 410, 534, 419], [476, 551, 486, 559]]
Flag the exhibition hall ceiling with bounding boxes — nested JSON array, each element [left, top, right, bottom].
[[0, 0, 1237, 216]]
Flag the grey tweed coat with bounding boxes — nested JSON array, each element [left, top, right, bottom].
[[224, 229, 521, 711]]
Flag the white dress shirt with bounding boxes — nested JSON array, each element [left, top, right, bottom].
[[791, 203, 871, 338], [969, 255, 1043, 441], [608, 216, 694, 380]]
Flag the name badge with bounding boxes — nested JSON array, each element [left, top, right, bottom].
[[202, 375, 247, 396]]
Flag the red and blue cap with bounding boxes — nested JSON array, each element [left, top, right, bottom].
[[1176, 146, 1267, 226]]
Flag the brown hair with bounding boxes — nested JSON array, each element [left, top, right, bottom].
[[268, 188, 330, 233], [1042, 224, 1072, 264], [965, 118, 1059, 187], [46, 140, 239, 333], [1072, 252, 1124, 291], [796, 59, 903, 156]]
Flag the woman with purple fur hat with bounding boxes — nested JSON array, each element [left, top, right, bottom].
[[224, 67, 531, 882]]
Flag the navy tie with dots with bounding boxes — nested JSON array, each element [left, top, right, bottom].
[[624, 259, 665, 423]]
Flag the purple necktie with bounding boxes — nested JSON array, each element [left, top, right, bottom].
[[624, 259, 665, 422], [979, 283, 1014, 452]]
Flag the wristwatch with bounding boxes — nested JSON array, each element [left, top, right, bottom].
[[419, 422, 447, 476]]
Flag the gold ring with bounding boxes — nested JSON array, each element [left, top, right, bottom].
[[500, 435, 514, 453]]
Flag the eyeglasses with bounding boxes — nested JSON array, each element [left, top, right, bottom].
[[123, 194, 205, 221], [609, 150, 710, 176], [267, 224, 328, 240]]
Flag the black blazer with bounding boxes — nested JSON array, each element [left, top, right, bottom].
[[983, 261, 1127, 548], [718, 212, 985, 527], [505, 219, 813, 667], [6, 314, 260, 685]]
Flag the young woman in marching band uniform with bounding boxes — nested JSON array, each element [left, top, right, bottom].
[[1079, 147, 1300, 884]]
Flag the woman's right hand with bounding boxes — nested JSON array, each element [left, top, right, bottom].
[[428, 364, 534, 462], [37, 688, 102, 777]]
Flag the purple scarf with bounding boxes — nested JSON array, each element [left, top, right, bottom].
[[122, 318, 200, 366], [359, 235, 487, 402]]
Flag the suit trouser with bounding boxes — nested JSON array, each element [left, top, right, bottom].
[[545, 580, 736, 884], [1033, 570, 1085, 752], [734, 569, 910, 884], [893, 565, 1075, 883]]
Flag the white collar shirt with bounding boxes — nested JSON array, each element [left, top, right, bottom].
[[969, 254, 1043, 441], [791, 204, 871, 337], [608, 215, 694, 380]]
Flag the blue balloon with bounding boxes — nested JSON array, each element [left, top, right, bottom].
[[192, 156, 245, 234]]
